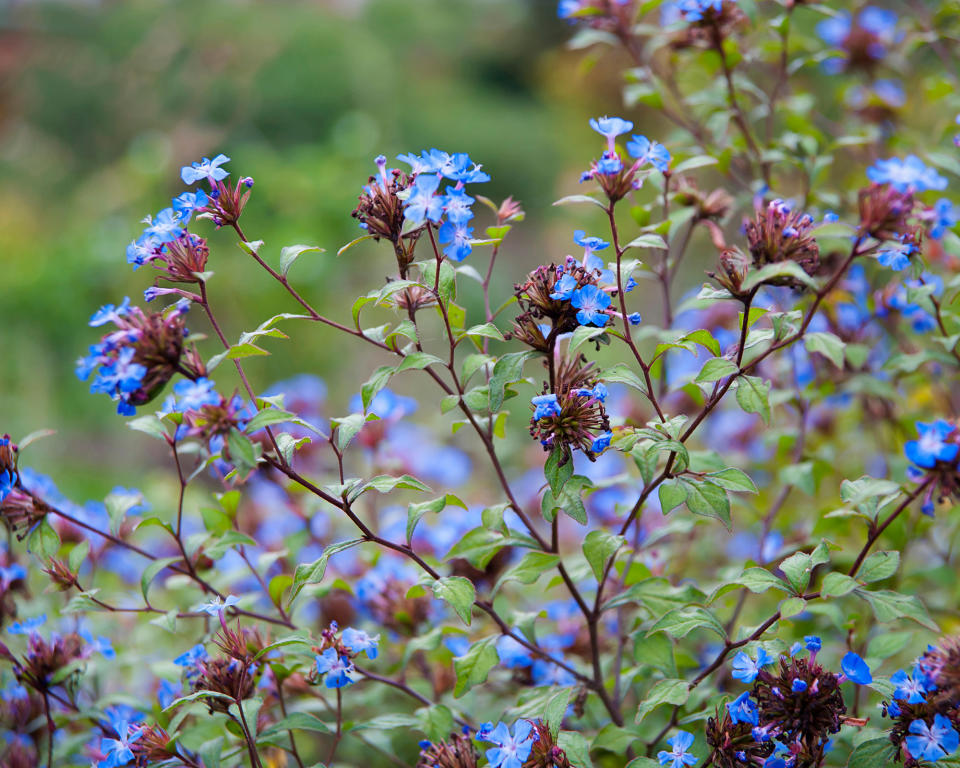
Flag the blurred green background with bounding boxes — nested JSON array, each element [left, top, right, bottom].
[[0, 0, 643, 497]]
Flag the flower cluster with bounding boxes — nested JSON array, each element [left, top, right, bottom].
[[707, 639, 872, 768], [581, 116, 671, 201], [816, 7, 901, 73], [904, 419, 960, 515], [76, 298, 204, 415], [312, 621, 379, 689], [742, 199, 821, 288], [882, 635, 960, 765], [394, 149, 490, 263]]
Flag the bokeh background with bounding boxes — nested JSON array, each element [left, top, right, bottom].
[[0, 0, 645, 499]]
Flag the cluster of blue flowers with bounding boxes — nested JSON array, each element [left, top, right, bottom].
[[476, 720, 535, 768], [581, 115, 671, 185], [313, 624, 380, 689], [126, 156, 229, 270], [816, 6, 901, 73], [397, 149, 490, 262]]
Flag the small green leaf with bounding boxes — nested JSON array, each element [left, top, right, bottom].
[[695, 358, 739, 383], [736, 375, 771, 423], [489, 351, 535, 413], [453, 637, 499, 697], [635, 678, 690, 724], [821, 572, 859, 598], [289, 539, 364, 603], [141, 557, 180, 602], [279, 244, 324, 277], [583, 530, 626, 581], [493, 551, 561, 594], [855, 589, 938, 630], [431, 576, 475, 626], [857, 551, 900, 583], [804, 331, 845, 369]]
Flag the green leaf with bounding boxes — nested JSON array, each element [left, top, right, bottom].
[[857, 551, 900, 583], [647, 606, 725, 639], [672, 155, 719, 173], [127, 415, 169, 441], [243, 407, 297, 434], [659, 479, 688, 514], [736, 375, 771, 423], [289, 539, 364, 602], [706, 468, 758, 493], [553, 194, 606, 208], [279, 244, 323, 277], [545, 448, 573, 496], [780, 596, 806, 618], [407, 495, 466, 544], [141, 557, 180, 602], [396, 352, 445, 373], [680, 328, 721, 356], [105, 488, 145, 536], [737, 568, 789, 594], [541, 474, 592, 525], [417, 705, 456, 743], [351, 474, 431, 500], [695, 357, 739, 383], [68, 540, 90, 574], [28, 518, 60, 559], [337, 234, 374, 256], [493, 551, 561, 594], [431, 577, 475, 626], [257, 712, 332, 745], [821, 572, 860, 598], [331, 413, 373, 451], [635, 678, 690, 724], [624, 233, 668, 250], [681, 479, 731, 528], [804, 331, 845, 369], [855, 589, 938, 630], [545, 688, 572, 739], [489, 351, 535, 413], [463, 323, 505, 342], [453, 637, 499, 697], [226, 428, 259, 473], [557, 731, 594, 768], [846, 737, 897, 768], [741, 261, 818, 292], [583, 530, 626, 581]]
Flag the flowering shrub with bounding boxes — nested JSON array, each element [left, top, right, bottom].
[[4, 2, 960, 767]]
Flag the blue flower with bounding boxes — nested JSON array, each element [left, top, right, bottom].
[[144, 207, 186, 244], [595, 150, 623, 175], [342, 627, 379, 659], [181, 154, 231, 185], [397, 149, 450, 175], [905, 420, 959, 468], [79, 629, 115, 658], [627, 135, 671, 172], [0, 470, 14, 504], [532, 394, 562, 420], [791, 679, 808, 693], [930, 199, 957, 239], [590, 116, 634, 141], [570, 285, 612, 327], [628, 312, 643, 325], [497, 636, 533, 668], [442, 152, 490, 184], [731, 648, 774, 683], [550, 273, 578, 301], [572, 383, 608, 402], [840, 651, 872, 684], [91, 348, 147, 396], [89, 298, 132, 327], [867, 155, 948, 192], [315, 648, 355, 688], [126, 235, 159, 269], [891, 666, 935, 704], [438, 221, 474, 262], [0, 564, 25, 587], [157, 679, 181, 709], [574, 230, 610, 253], [591, 431, 612, 453], [442, 187, 476, 224], [100, 722, 142, 767], [174, 643, 208, 669], [404, 173, 444, 225], [172, 189, 209, 223], [876, 236, 916, 270], [167, 378, 221, 413], [804, 636, 822, 652], [7, 614, 46, 636], [195, 594, 240, 617], [478, 720, 536, 768], [906, 714, 959, 763], [658, 730, 698, 768], [727, 691, 759, 726]]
